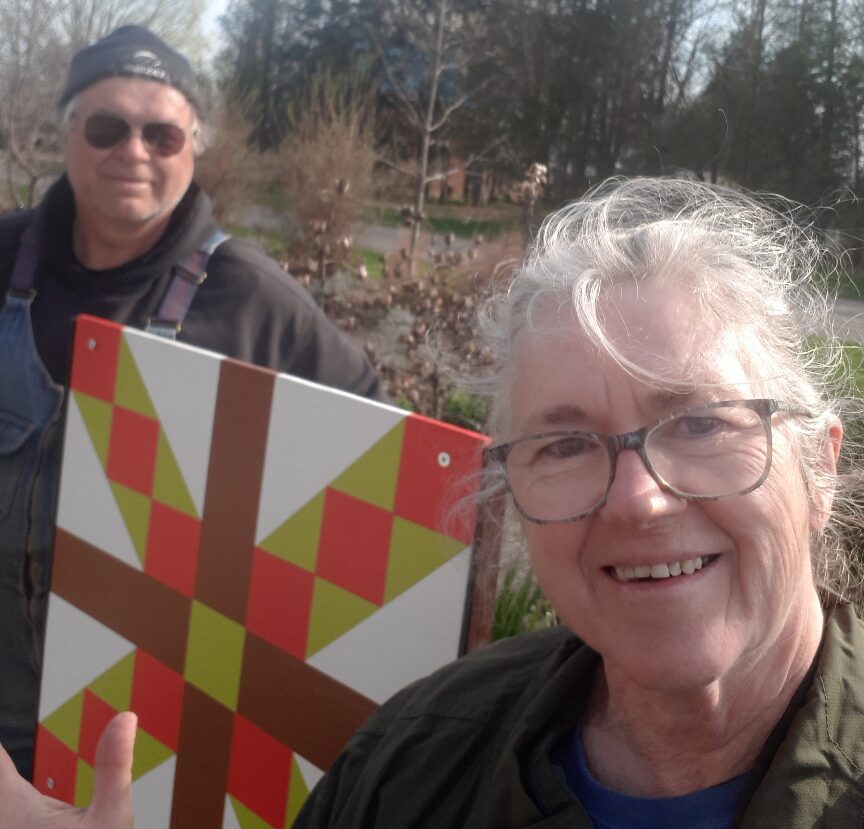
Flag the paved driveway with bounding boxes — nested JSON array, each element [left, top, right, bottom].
[[351, 223, 476, 255]]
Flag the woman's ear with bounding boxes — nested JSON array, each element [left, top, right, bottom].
[[810, 417, 843, 532]]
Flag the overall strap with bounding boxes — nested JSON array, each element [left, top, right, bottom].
[[8, 221, 41, 299], [146, 229, 230, 340]]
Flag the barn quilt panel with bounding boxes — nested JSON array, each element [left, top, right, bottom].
[[33, 315, 488, 828]]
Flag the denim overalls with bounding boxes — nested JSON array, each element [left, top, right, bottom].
[[0, 218, 227, 777], [0, 220, 64, 778]]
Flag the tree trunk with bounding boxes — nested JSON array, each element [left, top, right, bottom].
[[740, 0, 767, 185], [821, 0, 838, 180], [655, 0, 681, 121], [854, 111, 862, 194], [258, 0, 277, 151], [408, 0, 449, 276]]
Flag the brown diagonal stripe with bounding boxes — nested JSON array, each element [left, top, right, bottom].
[[170, 683, 234, 829], [238, 632, 377, 770], [196, 359, 275, 623], [52, 528, 191, 672]]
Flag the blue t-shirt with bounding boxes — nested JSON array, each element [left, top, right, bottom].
[[551, 728, 753, 829]]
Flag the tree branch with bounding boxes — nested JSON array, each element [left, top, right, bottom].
[[421, 135, 508, 184], [429, 77, 493, 133], [377, 157, 419, 178]]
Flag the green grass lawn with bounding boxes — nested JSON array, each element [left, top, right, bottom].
[[842, 342, 864, 396], [225, 224, 386, 282], [224, 224, 289, 260], [363, 203, 521, 239], [359, 247, 384, 279], [426, 214, 510, 239], [365, 205, 402, 227]]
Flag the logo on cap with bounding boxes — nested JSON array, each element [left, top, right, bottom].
[[132, 49, 161, 67], [120, 49, 168, 82]]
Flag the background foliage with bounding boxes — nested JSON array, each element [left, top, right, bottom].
[[8, 0, 864, 230], [213, 0, 864, 214]]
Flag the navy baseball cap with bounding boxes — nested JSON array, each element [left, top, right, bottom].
[[58, 25, 202, 113]]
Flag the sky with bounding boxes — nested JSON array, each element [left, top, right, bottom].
[[201, 0, 229, 40], [198, 0, 229, 70]]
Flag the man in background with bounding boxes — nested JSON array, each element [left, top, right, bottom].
[[0, 25, 383, 778]]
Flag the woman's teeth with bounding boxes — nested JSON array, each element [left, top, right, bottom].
[[612, 556, 711, 582]]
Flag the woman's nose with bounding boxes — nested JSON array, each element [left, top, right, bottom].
[[598, 448, 686, 526]]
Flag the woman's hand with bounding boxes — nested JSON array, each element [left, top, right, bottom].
[[0, 712, 136, 828]]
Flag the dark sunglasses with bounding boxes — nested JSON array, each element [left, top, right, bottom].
[[83, 113, 188, 157]]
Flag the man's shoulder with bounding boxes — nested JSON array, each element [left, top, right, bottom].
[[210, 236, 286, 278], [206, 236, 310, 303], [0, 209, 34, 250]]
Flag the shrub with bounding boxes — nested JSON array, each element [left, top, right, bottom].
[[442, 390, 487, 431], [493, 561, 557, 640], [278, 67, 377, 272]]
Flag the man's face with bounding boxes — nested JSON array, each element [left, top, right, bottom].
[[64, 76, 196, 234]]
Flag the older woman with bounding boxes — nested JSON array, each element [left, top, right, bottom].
[[293, 178, 862, 828], [1, 177, 861, 827]]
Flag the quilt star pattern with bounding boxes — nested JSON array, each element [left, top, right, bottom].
[[34, 316, 490, 828]]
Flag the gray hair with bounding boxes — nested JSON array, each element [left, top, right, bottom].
[[476, 176, 864, 608], [57, 92, 209, 156]]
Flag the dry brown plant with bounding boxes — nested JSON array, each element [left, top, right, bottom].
[[308, 233, 525, 424], [509, 162, 548, 234], [278, 68, 376, 273]]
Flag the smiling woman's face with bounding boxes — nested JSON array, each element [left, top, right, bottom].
[[507, 280, 824, 693]]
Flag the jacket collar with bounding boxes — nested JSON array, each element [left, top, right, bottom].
[[740, 603, 864, 826]]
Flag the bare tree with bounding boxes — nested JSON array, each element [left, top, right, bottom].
[[373, 0, 489, 274], [0, 0, 67, 207], [50, 0, 204, 55]]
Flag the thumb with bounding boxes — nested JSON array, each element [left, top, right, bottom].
[[87, 712, 137, 827]]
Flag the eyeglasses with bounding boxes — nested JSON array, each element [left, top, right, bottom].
[[83, 113, 188, 157], [486, 399, 812, 524]]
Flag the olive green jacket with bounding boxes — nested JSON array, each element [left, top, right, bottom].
[[294, 605, 864, 828]]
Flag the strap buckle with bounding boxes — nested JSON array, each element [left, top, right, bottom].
[[174, 254, 209, 285], [145, 318, 182, 340]]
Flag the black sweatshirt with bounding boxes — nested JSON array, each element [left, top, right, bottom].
[[0, 176, 384, 400]]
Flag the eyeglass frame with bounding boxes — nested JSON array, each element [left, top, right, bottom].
[[80, 112, 193, 157], [485, 398, 813, 525]]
